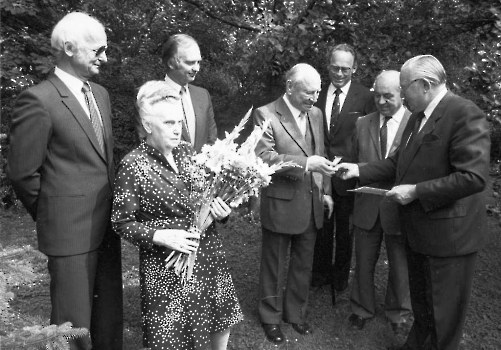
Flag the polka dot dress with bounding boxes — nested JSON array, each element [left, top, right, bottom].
[[112, 141, 243, 350]]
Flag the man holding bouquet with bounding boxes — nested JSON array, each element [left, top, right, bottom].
[[253, 63, 334, 345]]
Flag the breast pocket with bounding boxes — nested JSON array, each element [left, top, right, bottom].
[[421, 134, 442, 149]]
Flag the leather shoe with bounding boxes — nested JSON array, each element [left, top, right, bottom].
[[348, 313, 367, 330], [262, 323, 285, 344], [334, 279, 349, 292], [391, 322, 407, 336], [291, 322, 313, 335]]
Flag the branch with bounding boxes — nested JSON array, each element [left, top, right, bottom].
[[181, 0, 260, 32]]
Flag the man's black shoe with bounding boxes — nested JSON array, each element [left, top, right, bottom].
[[330, 283, 336, 305], [391, 322, 407, 336], [262, 323, 285, 344], [291, 322, 313, 335], [334, 279, 349, 292], [348, 313, 367, 330]]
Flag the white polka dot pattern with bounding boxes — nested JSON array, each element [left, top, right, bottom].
[[112, 141, 243, 349]]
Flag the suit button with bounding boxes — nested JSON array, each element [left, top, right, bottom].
[[309, 190, 313, 193]]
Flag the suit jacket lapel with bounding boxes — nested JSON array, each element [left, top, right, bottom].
[[48, 74, 108, 163], [331, 84, 358, 137], [388, 109, 411, 156], [89, 82, 113, 163], [188, 85, 203, 146], [367, 113, 381, 158], [276, 98, 311, 157], [397, 94, 450, 179]]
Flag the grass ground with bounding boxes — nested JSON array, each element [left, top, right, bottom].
[[1, 177, 500, 349]]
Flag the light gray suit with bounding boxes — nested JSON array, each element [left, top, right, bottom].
[[350, 109, 412, 323], [181, 84, 218, 152], [254, 96, 328, 324]]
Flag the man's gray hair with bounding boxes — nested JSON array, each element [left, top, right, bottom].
[[51, 12, 105, 60], [402, 55, 446, 85], [285, 63, 320, 86]]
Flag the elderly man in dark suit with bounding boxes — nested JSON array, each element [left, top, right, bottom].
[[161, 33, 218, 152], [348, 70, 411, 334], [7, 12, 123, 350], [333, 55, 490, 350], [313, 43, 377, 297], [254, 63, 334, 345]]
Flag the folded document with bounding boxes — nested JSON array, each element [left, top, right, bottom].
[[348, 187, 389, 196]]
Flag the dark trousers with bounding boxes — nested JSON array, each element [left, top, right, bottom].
[[258, 218, 317, 324], [350, 222, 411, 322], [313, 191, 354, 287], [48, 229, 123, 350], [404, 243, 477, 350]]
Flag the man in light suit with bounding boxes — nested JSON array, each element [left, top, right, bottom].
[[333, 55, 490, 350], [312, 43, 377, 295], [161, 33, 217, 152], [254, 64, 334, 345], [7, 12, 123, 350], [348, 70, 411, 334]]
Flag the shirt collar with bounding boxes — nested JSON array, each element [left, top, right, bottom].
[[423, 88, 448, 119], [164, 74, 187, 94], [328, 80, 352, 95], [283, 94, 303, 119], [54, 66, 86, 91], [380, 105, 406, 123]]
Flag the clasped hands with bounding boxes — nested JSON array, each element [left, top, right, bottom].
[[328, 162, 418, 205], [153, 197, 231, 253]]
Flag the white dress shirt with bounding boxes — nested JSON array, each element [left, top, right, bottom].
[[284, 94, 307, 135], [380, 105, 406, 158], [54, 67, 102, 124], [419, 88, 448, 131], [164, 74, 196, 143], [325, 80, 351, 131]]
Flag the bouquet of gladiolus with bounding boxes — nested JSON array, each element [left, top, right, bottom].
[[165, 107, 298, 284]]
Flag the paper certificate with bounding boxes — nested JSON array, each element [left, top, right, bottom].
[[348, 186, 389, 196]]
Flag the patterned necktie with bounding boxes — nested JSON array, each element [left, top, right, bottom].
[[329, 88, 342, 138], [405, 111, 425, 149], [380, 116, 391, 158], [180, 86, 195, 145], [82, 82, 105, 153]]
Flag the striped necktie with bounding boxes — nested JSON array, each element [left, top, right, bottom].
[[82, 82, 105, 153], [380, 116, 391, 158]]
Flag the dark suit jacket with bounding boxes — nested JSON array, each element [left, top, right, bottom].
[[316, 82, 377, 195], [7, 73, 115, 256], [352, 109, 410, 234], [182, 84, 218, 152], [359, 91, 490, 257], [254, 97, 328, 234]]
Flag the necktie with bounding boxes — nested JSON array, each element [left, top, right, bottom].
[[329, 88, 342, 138], [180, 86, 196, 145], [82, 83, 105, 153], [380, 116, 391, 158], [298, 111, 307, 136], [405, 111, 425, 148]]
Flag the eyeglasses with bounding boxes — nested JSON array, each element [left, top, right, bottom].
[[328, 65, 352, 74], [90, 45, 108, 57]]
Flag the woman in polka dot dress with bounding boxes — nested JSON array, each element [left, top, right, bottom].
[[112, 81, 243, 350]]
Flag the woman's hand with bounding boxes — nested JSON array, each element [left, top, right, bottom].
[[210, 197, 231, 221], [152, 229, 200, 254]]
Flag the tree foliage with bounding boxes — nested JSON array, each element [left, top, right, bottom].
[[1, 0, 501, 207]]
